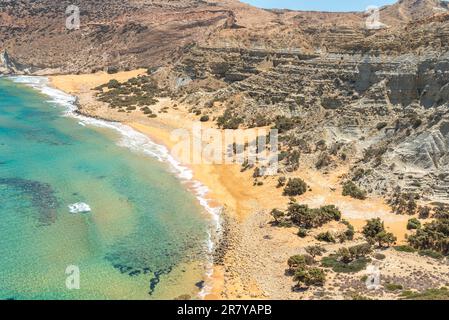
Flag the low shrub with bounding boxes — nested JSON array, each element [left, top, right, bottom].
[[287, 254, 315, 270], [376, 122, 388, 130], [316, 231, 336, 243], [394, 245, 416, 253], [200, 115, 210, 122], [297, 228, 308, 238], [418, 249, 444, 260], [374, 253, 386, 260], [294, 267, 326, 288], [321, 255, 370, 273], [283, 178, 308, 196], [407, 218, 421, 230], [402, 287, 449, 300], [385, 283, 403, 291], [342, 181, 367, 200]]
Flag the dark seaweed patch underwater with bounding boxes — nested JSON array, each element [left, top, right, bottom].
[[0, 78, 209, 299]]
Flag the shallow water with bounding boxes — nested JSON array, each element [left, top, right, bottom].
[[0, 78, 212, 300]]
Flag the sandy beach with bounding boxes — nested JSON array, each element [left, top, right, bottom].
[[48, 70, 433, 300]]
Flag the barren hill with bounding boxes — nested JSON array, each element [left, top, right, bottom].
[[1, 0, 449, 73]]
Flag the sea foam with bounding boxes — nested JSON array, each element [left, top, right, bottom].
[[68, 203, 91, 214], [11, 75, 222, 299]]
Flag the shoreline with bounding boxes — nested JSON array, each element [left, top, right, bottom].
[[47, 70, 274, 299], [10, 73, 227, 300], [44, 70, 414, 300]]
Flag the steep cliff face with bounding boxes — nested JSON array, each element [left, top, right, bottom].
[[164, 45, 449, 201], [0, 0, 242, 74], [2, 0, 449, 73], [0, 49, 21, 74]]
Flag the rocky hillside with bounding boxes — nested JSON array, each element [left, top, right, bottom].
[[0, 0, 241, 74], [3, 0, 449, 203], [2, 0, 448, 73]]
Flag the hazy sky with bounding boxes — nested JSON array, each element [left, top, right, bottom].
[[240, 0, 398, 12]]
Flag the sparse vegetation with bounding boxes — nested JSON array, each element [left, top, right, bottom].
[[342, 181, 367, 200], [316, 231, 336, 243], [408, 218, 449, 255], [287, 254, 326, 289], [407, 218, 421, 230], [277, 176, 287, 188], [200, 115, 210, 122], [287, 204, 341, 229], [305, 245, 327, 258], [270, 209, 285, 224], [402, 287, 449, 300], [321, 244, 371, 273], [418, 249, 444, 260], [287, 254, 314, 271], [97, 76, 160, 111], [388, 191, 418, 215], [394, 245, 416, 253], [362, 218, 397, 247], [283, 178, 308, 196], [293, 267, 326, 288], [376, 122, 388, 130], [385, 283, 403, 291], [217, 108, 243, 129]]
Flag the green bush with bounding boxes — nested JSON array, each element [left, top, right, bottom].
[[297, 228, 308, 238], [342, 181, 367, 200], [407, 218, 421, 230], [316, 231, 336, 243], [348, 243, 372, 259], [106, 66, 119, 74], [321, 255, 370, 273], [376, 122, 388, 130], [288, 203, 341, 229], [270, 209, 285, 224], [418, 206, 431, 219], [338, 220, 355, 242], [394, 245, 416, 253], [305, 245, 327, 258], [277, 177, 287, 188], [283, 178, 308, 196], [408, 218, 449, 255], [385, 283, 403, 291], [418, 249, 444, 260], [293, 267, 326, 287], [388, 192, 418, 215], [107, 79, 120, 89], [374, 253, 386, 260], [217, 109, 243, 129], [287, 254, 315, 270], [200, 115, 210, 122], [402, 287, 449, 300], [316, 152, 332, 169], [277, 220, 293, 228], [363, 218, 397, 247]]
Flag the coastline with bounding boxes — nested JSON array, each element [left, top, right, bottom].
[[43, 70, 415, 300], [46, 71, 274, 299], [10, 73, 225, 299]]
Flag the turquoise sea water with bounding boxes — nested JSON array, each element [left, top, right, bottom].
[[0, 77, 213, 300]]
